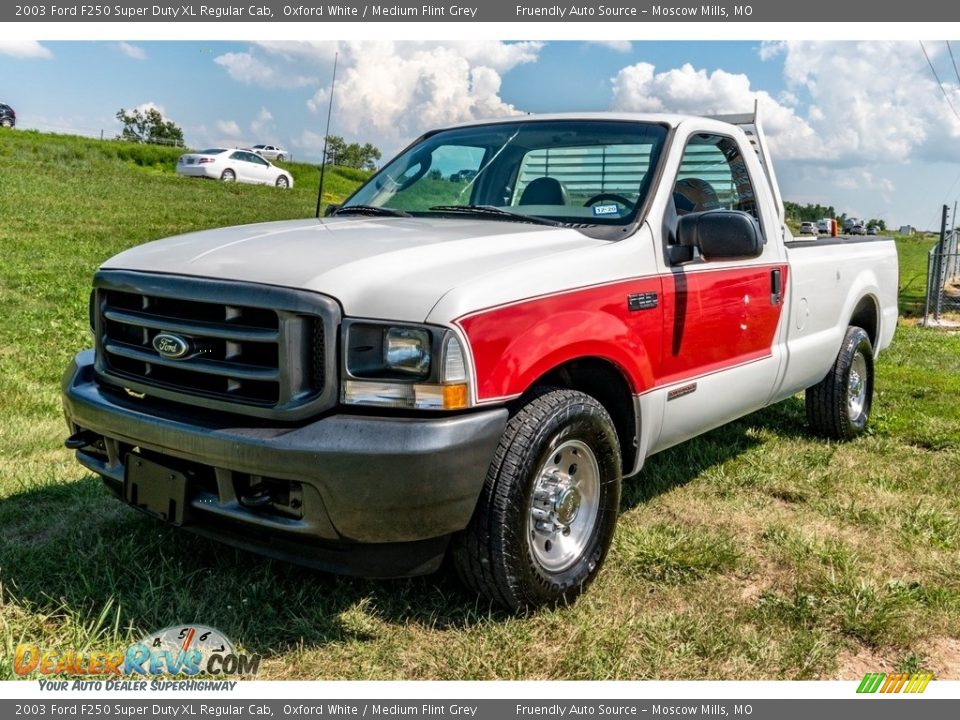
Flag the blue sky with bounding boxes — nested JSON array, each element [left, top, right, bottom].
[[2, 39, 959, 228]]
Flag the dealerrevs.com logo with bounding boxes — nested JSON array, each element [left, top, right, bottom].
[[14, 625, 260, 678]]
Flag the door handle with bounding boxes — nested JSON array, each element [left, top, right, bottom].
[[770, 268, 782, 305]]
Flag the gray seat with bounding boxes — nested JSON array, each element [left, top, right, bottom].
[[518, 177, 568, 205]]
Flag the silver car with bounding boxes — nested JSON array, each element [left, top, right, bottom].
[[251, 144, 287, 162]]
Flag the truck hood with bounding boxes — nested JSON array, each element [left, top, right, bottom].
[[101, 216, 604, 321]]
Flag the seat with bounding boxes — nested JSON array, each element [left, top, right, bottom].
[[518, 177, 569, 205], [673, 178, 722, 214]]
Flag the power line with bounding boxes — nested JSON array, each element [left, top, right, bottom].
[[919, 40, 960, 124], [948, 41, 960, 86]]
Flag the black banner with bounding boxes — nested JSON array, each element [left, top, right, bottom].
[[5, 0, 960, 22]]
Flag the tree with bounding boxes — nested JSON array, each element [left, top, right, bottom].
[[324, 135, 381, 171], [116, 107, 185, 147]]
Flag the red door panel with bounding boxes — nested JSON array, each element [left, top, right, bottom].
[[659, 264, 787, 385]]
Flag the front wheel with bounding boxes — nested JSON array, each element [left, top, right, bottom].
[[275, 175, 289, 188], [452, 388, 622, 611], [806, 326, 874, 440]]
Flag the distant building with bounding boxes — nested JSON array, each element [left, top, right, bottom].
[[899, 225, 915, 235]]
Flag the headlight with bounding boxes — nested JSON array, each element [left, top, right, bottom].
[[384, 327, 431, 376], [342, 321, 471, 410]]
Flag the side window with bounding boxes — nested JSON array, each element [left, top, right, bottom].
[[229, 151, 245, 161], [249, 153, 269, 166], [674, 134, 759, 220]]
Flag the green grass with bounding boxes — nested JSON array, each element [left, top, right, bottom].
[[1, 128, 958, 681]]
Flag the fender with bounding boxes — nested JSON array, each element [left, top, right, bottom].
[[455, 278, 663, 403]]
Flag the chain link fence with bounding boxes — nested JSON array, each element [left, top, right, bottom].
[[925, 226, 960, 322]]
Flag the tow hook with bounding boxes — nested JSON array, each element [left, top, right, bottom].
[[65, 430, 101, 450]]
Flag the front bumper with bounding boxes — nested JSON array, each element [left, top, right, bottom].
[[62, 350, 508, 577]]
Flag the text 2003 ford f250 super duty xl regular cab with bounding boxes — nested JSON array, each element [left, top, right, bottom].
[[63, 111, 898, 610]]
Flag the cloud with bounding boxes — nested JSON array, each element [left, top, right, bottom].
[[214, 51, 314, 89], [216, 119, 242, 137], [0, 41, 53, 59], [610, 44, 960, 167], [251, 107, 274, 136], [303, 41, 538, 142], [610, 61, 822, 160], [212, 41, 543, 150], [589, 41, 633, 54], [116, 42, 146, 61], [774, 41, 960, 163]]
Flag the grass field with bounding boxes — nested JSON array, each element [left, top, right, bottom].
[[1, 129, 958, 681]]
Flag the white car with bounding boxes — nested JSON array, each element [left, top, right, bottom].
[[177, 148, 293, 188], [251, 144, 287, 161]]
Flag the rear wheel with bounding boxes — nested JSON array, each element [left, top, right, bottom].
[[276, 154, 286, 162], [0, 119, 12, 128], [452, 388, 622, 611], [806, 326, 874, 440], [275, 175, 289, 188], [220, 169, 236, 182]]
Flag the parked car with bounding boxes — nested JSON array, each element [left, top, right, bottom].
[[251, 144, 287, 162], [0, 103, 15, 128], [867, 226, 879, 235], [176, 148, 293, 188], [64, 111, 898, 610], [799, 221, 818, 235], [850, 224, 867, 235]]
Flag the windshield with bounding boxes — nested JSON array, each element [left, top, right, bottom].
[[341, 120, 668, 227]]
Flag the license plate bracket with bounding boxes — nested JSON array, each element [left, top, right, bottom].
[[124, 455, 190, 526]]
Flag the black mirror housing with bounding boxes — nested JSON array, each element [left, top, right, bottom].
[[676, 210, 764, 261], [323, 204, 341, 217]]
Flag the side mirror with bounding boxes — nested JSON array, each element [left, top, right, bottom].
[[676, 210, 764, 261], [323, 204, 341, 217]]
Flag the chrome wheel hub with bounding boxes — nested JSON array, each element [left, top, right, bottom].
[[528, 439, 601, 573], [847, 352, 867, 421]]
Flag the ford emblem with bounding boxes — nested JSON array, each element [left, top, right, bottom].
[[152, 333, 191, 359]]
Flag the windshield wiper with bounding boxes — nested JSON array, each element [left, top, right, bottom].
[[428, 205, 563, 227], [331, 205, 412, 218]]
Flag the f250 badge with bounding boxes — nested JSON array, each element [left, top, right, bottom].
[[152, 333, 190, 359]]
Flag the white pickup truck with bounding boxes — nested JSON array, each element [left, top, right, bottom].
[[63, 111, 899, 610]]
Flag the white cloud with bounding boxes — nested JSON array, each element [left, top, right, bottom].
[[214, 51, 313, 89], [216, 120, 242, 137], [0, 41, 53, 59], [212, 41, 542, 150], [251, 107, 274, 137], [774, 41, 960, 163], [131, 101, 166, 116], [116, 42, 146, 61], [303, 41, 535, 143], [590, 41, 633, 54], [610, 61, 822, 160]]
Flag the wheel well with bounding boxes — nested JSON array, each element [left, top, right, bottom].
[[521, 358, 637, 475], [849, 296, 879, 348]]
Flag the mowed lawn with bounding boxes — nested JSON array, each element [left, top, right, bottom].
[[1, 129, 958, 681]]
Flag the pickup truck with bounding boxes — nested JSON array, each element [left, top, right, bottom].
[[62, 110, 899, 610]]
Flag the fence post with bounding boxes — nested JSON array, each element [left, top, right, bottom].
[[934, 205, 949, 321]]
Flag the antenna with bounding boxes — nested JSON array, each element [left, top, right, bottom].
[[315, 52, 339, 219]]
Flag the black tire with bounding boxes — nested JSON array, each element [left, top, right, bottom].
[[806, 326, 874, 440], [452, 388, 622, 611], [220, 169, 236, 182], [0, 119, 12, 128], [275, 175, 289, 188], [276, 154, 285, 162]]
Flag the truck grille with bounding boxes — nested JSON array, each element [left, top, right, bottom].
[[93, 271, 340, 420]]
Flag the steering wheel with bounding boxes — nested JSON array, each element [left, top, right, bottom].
[[583, 193, 634, 208]]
